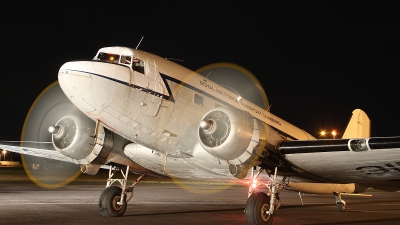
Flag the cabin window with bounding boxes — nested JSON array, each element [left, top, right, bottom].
[[194, 94, 203, 106], [132, 58, 145, 74], [96, 52, 120, 63]]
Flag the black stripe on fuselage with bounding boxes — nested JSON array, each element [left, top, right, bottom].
[[159, 73, 236, 107], [67, 65, 298, 140], [279, 139, 350, 154], [158, 73, 299, 140], [68, 69, 172, 101]]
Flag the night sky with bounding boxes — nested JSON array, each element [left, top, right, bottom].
[[1, 1, 400, 144]]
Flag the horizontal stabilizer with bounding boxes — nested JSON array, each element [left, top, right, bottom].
[[342, 109, 370, 139]]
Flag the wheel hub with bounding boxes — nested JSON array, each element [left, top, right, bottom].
[[261, 203, 271, 221], [112, 196, 123, 211]]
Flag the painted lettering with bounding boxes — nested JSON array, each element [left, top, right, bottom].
[[356, 166, 389, 175]]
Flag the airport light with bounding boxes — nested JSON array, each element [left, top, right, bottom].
[[332, 130, 337, 139], [320, 130, 337, 139], [2, 150, 7, 161]]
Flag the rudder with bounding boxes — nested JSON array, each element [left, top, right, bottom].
[[342, 109, 370, 138]]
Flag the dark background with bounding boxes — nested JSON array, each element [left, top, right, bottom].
[[0, 1, 399, 147]]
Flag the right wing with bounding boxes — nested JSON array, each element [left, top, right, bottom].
[[0, 143, 75, 163]]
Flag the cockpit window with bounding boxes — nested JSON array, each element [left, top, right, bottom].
[[132, 58, 145, 74], [95, 52, 145, 74], [96, 52, 120, 63], [121, 55, 132, 65]]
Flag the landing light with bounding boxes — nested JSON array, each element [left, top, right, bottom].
[[251, 179, 257, 189]]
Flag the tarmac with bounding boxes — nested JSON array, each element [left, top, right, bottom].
[[0, 168, 400, 225]]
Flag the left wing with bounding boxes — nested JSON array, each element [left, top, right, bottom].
[[279, 137, 400, 183]]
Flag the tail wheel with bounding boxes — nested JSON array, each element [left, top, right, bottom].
[[245, 192, 273, 225], [337, 201, 346, 212], [99, 186, 127, 217]]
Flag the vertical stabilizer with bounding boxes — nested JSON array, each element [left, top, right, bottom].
[[342, 109, 370, 138]]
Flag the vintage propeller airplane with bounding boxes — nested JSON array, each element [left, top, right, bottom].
[[1, 46, 400, 225]]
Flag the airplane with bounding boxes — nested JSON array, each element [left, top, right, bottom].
[[1, 46, 400, 225]]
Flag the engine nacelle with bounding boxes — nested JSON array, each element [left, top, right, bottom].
[[198, 107, 254, 160], [198, 107, 284, 178], [49, 115, 131, 174]]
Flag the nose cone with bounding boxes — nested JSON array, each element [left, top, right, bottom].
[[58, 61, 95, 113]]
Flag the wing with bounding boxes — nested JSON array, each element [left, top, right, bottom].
[[279, 137, 400, 183], [0, 142, 75, 163]]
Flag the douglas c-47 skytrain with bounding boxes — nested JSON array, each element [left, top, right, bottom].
[[2, 46, 400, 225]]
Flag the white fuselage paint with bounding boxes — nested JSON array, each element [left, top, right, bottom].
[[58, 47, 315, 180]]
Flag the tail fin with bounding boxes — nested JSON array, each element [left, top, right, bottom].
[[342, 109, 370, 138]]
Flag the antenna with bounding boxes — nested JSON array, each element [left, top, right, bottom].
[[266, 104, 272, 112], [136, 36, 144, 49], [206, 71, 212, 79]]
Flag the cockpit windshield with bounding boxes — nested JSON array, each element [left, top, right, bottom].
[[96, 52, 120, 63], [95, 51, 144, 74]]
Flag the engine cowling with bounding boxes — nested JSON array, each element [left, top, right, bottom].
[[49, 115, 131, 174], [50, 115, 97, 160], [198, 107, 284, 178], [198, 107, 254, 160]]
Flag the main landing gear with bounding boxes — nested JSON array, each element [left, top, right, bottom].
[[245, 167, 286, 225], [99, 165, 146, 217]]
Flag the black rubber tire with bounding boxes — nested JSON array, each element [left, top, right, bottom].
[[98, 187, 107, 208], [245, 192, 273, 225], [99, 186, 127, 217]]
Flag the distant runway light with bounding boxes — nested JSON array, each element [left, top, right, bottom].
[[2, 150, 7, 161], [320, 130, 337, 139], [332, 130, 337, 139]]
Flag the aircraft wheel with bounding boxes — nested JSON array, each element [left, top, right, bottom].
[[99, 186, 127, 217], [337, 201, 346, 212], [245, 192, 273, 225]]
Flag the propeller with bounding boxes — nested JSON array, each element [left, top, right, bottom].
[[163, 62, 270, 194], [21, 81, 85, 188]]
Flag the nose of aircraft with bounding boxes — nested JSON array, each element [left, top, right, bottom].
[[58, 61, 95, 113]]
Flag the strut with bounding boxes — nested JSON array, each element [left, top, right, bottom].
[[99, 165, 147, 217]]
